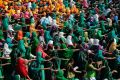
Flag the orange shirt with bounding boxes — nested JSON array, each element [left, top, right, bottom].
[[0, 0, 3, 6], [17, 30, 23, 41]]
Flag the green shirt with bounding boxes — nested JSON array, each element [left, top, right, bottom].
[[0, 30, 4, 40], [2, 17, 9, 30], [86, 64, 96, 78]]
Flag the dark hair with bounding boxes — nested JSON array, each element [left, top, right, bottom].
[[17, 52, 22, 57], [78, 40, 82, 44], [15, 19, 18, 23], [88, 58, 93, 64], [46, 13, 49, 17], [69, 58, 74, 63], [30, 16, 33, 19]]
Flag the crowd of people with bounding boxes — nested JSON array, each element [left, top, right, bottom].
[[0, 0, 120, 80]]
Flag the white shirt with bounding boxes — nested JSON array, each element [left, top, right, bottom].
[[94, 14, 99, 22], [70, 0, 75, 7], [52, 19, 58, 27], [48, 16, 53, 25], [66, 35, 73, 45], [3, 43, 12, 58], [40, 17, 46, 24], [7, 32, 14, 40], [8, 25, 14, 31], [28, 2, 32, 9], [39, 36, 45, 43]]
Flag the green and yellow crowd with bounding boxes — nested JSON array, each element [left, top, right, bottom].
[[0, 0, 120, 80]]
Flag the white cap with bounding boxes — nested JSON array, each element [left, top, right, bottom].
[[93, 39, 99, 45], [48, 40, 53, 45]]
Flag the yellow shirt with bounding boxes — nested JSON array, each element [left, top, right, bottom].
[[109, 42, 117, 53], [9, 9, 15, 16], [29, 24, 37, 33]]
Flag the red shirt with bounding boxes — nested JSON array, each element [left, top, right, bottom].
[[36, 45, 48, 58], [16, 57, 28, 77]]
